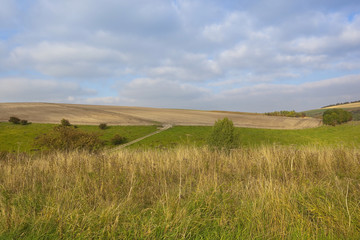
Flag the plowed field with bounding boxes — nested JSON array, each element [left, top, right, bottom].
[[0, 103, 322, 129]]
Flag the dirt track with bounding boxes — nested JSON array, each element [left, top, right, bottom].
[[0, 102, 322, 129]]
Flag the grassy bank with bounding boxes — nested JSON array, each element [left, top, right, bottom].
[[0, 146, 359, 239]]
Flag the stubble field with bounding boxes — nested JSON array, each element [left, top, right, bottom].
[[0, 102, 321, 129]]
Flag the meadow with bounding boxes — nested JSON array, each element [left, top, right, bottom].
[[0, 122, 158, 152], [1, 120, 360, 239], [0, 146, 359, 239], [1, 121, 360, 152], [130, 122, 360, 149]]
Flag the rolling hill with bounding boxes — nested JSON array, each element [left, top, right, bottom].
[[0, 102, 322, 129]]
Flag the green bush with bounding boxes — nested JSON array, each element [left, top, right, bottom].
[[323, 109, 352, 126], [61, 119, 71, 127], [20, 120, 30, 125], [35, 126, 104, 151], [207, 117, 238, 152], [111, 134, 126, 145], [9, 116, 21, 124], [99, 123, 108, 130]]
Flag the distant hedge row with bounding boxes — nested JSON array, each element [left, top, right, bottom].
[[265, 110, 305, 118], [323, 109, 352, 126]]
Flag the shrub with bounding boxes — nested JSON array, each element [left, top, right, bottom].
[[9, 116, 21, 124], [323, 109, 352, 126], [20, 120, 29, 125], [61, 119, 71, 127], [111, 134, 126, 145], [207, 117, 238, 152], [35, 126, 104, 151], [99, 123, 107, 130]]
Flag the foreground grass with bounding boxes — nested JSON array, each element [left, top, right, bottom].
[[131, 121, 360, 149], [1, 146, 360, 239], [0, 122, 158, 152]]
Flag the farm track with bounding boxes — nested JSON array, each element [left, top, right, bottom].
[[0, 102, 322, 129], [108, 124, 173, 151]]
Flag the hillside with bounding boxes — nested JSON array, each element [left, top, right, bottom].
[[0, 102, 321, 129], [322, 102, 360, 109]]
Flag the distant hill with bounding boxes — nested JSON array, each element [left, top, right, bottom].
[[322, 101, 360, 109], [303, 101, 360, 120], [0, 102, 321, 129], [322, 100, 360, 109]]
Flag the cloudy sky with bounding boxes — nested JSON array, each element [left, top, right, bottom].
[[0, 0, 359, 112]]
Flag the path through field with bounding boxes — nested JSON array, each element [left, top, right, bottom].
[[109, 124, 173, 151]]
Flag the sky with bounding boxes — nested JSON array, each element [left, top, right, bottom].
[[0, 0, 359, 112]]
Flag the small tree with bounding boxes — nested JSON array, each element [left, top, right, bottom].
[[99, 123, 107, 130], [61, 119, 71, 127], [208, 117, 238, 152], [9, 116, 21, 124]]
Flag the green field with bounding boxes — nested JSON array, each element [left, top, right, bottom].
[[0, 122, 158, 152], [131, 122, 360, 149], [1, 121, 360, 152]]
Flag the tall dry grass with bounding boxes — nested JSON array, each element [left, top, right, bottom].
[[0, 146, 360, 239]]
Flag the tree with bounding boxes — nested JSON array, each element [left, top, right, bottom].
[[208, 117, 238, 152], [323, 109, 352, 126]]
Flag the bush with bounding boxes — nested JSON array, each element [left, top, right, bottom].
[[323, 109, 352, 126], [61, 119, 71, 127], [35, 126, 104, 151], [207, 117, 238, 152], [9, 116, 21, 124], [20, 120, 29, 125], [99, 123, 107, 130], [111, 134, 126, 145]]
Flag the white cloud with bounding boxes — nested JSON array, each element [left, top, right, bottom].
[[119, 78, 211, 108], [1, 1, 360, 112], [8, 42, 128, 78], [0, 78, 95, 102]]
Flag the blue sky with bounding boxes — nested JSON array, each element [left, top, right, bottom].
[[0, 0, 359, 112]]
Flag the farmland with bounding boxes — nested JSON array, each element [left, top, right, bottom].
[[1, 102, 360, 239], [0, 102, 321, 129]]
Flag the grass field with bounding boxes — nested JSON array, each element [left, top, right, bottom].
[[0, 146, 359, 239], [130, 122, 360, 149], [1, 121, 360, 152], [0, 122, 158, 152]]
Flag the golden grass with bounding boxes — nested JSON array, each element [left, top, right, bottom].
[[1, 146, 360, 239]]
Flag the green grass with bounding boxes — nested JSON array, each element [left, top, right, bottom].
[[2, 121, 360, 152], [131, 122, 360, 149], [0, 122, 158, 152]]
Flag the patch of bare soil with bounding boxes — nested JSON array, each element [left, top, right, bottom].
[[0, 102, 322, 129]]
